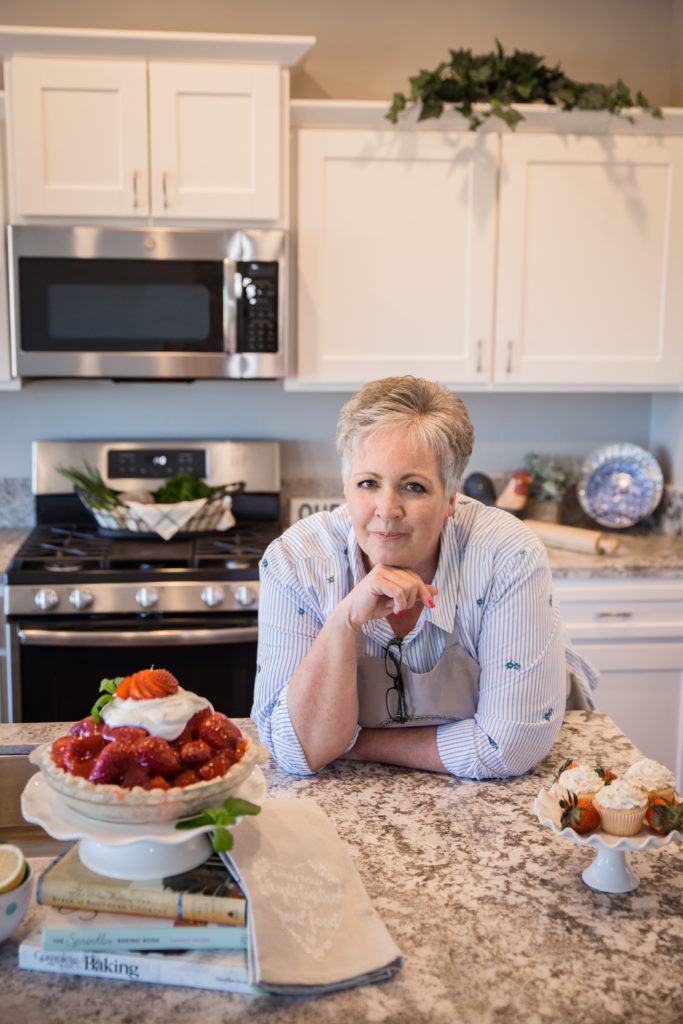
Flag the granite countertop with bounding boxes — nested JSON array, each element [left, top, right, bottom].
[[1, 712, 682, 1024], [2, 526, 683, 580]]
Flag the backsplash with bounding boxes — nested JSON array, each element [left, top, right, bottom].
[[0, 478, 33, 527]]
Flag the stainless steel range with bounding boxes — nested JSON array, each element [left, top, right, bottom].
[[2, 439, 282, 723]]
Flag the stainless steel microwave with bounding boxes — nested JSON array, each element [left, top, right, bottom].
[[8, 226, 288, 380]]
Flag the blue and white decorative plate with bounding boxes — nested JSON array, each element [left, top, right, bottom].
[[577, 443, 663, 528]]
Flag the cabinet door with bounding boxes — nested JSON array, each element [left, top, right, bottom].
[[148, 62, 281, 221], [495, 134, 683, 386], [8, 57, 148, 218], [295, 128, 498, 385], [571, 641, 683, 792]]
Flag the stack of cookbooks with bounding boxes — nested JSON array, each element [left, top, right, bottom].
[[18, 843, 257, 993]]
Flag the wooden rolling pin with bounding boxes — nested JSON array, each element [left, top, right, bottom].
[[525, 519, 620, 555]]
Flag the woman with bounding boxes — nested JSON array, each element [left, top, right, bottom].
[[252, 376, 596, 778]]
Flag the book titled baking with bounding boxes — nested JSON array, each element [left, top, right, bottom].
[[38, 844, 246, 925]]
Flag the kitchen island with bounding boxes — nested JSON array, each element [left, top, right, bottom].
[[1, 712, 682, 1024]]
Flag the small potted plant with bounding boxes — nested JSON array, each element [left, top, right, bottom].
[[523, 452, 573, 523]]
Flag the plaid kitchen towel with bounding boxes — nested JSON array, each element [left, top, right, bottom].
[[220, 798, 403, 995]]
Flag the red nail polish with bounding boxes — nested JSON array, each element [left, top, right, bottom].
[[428, 599, 435, 608], [396, 610, 405, 617]]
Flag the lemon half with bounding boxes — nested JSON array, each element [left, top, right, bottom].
[[0, 844, 26, 893]]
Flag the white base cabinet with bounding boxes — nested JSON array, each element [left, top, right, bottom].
[[554, 578, 683, 791]]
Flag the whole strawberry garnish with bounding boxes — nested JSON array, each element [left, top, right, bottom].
[[646, 796, 683, 835], [595, 765, 618, 786], [553, 758, 577, 783], [559, 791, 600, 834]]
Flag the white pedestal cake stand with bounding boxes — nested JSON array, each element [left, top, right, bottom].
[[21, 766, 266, 879], [534, 786, 681, 893]]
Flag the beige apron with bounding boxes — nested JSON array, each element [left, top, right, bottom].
[[356, 621, 588, 729], [356, 616, 481, 729]]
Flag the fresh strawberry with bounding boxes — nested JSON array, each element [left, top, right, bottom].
[[553, 758, 577, 783], [559, 791, 600, 833], [147, 775, 171, 791], [179, 739, 213, 766], [173, 768, 202, 788], [101, 724, 149, 745], [198, 712, 241, 751], [199, 748, 240, 780], [646, 796, 683, 835], [51, 735, 73, 769], [119, 764, 151, 790], [68, 715, 102, 739], [88, 739, 135, 784], [116, 668, 179, 701], [63, 734, 106, 765], [186, 707, 213, 737], [595, 766, 618, 785], [134, 736, 182, 777]]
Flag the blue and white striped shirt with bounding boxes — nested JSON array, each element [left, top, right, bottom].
[[252, 497, 597, 779]]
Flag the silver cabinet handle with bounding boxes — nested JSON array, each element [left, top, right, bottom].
[[476, 339, 483, 374], [162, 171, 169, 209], [133, 170, 140, 209], [596, 611, 633, 618], [223, 258, 239, 354], [17, 627, 258, 646], [506, 340, 514, 374]]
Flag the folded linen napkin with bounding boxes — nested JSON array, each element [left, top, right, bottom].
[[122, 495, 235, 540], [220, 798, 403, 995]]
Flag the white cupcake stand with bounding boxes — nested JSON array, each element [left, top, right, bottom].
[[534, 787, 681, 893]]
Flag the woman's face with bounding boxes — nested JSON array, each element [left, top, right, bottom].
[[345, 429, 457, 580]]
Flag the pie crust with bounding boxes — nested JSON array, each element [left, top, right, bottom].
[[29, 735, 259, 825]]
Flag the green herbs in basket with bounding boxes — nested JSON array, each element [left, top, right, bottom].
[[154, 473, 213, 504], [58, 463, 120, 510]]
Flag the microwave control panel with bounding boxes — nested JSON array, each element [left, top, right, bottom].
[[237, 262, 278, 353]]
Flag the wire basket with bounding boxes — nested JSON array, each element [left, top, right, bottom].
[[76, 489, 236, 538]]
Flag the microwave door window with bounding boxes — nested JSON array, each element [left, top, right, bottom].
[[19, 258, 224, 354]]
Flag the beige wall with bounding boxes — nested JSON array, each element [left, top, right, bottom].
[[0, 0, 678, 104]]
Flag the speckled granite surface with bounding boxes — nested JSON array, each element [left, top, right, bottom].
[[1, 712, 681, 1024]]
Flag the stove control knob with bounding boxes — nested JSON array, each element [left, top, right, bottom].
[[234, 585, 257, 608], [136, 587, 160, 609], [201, 586, 224, 608], [69, 588, 93, 610], [34, 588, 59, 611]]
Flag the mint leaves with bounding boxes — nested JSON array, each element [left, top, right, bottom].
[[91, 677, 123, 723], [176, 797, 261, 852]]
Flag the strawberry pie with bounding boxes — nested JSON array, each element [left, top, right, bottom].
[[30, 668, 258, 824]]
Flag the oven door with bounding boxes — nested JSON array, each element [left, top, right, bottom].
[[5, 614, 258, 723]]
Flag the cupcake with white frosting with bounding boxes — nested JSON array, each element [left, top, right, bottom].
[[622, 758, 676, 802], [594, 778, 648, 836], [557, 764, 604, 804]]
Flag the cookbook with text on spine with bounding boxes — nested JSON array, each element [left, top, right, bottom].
[[38, 844, 246, 925]]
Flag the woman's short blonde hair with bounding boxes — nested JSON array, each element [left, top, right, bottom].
[[336, 376, 474, 496]]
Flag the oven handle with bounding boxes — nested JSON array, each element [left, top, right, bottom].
[[16, 626, 258, 647]]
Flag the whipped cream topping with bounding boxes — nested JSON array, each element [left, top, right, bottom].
[[101, 687, 212, 741], [623, 758, 675, 794], [595, 778, 648, 811], [558, 764, 603, 795]]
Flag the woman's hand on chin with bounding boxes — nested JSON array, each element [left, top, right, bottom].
[[341, 564, 437, 632]]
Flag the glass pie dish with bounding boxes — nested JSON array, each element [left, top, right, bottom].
[[28, 735, 260, 826]]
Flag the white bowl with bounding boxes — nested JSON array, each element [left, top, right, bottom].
[[0, 862, 33, 943]]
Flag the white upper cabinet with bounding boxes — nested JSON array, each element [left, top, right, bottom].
[[290, 103, 683, 391], [7, 56, 283, 222], [148, 62, 280, 221], [295, 127, 498, 386], [495, 133, 683, 387], [9, 58, 148, 219]]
